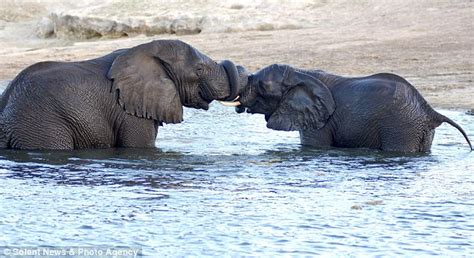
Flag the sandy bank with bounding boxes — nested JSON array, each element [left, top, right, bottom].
[[0, 0, 472, 110]]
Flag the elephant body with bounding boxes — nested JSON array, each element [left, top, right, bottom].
[[237, 65, 472, 152], [1, 51, 157, 149], [0, 40, 246, 150], [299, 72, 442, 152]]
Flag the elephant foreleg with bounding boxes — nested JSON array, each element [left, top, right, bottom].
[[116, 115, 158, 148], [299, 127, 333, 148]]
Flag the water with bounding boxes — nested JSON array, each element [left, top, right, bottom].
[[0, 104, 473, 256]]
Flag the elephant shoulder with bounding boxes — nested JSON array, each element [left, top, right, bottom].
[[5, 62, 59, 99], [14, 61, 68, 85], [18, 61, 65, 78], [18, 61, 105, 88], [8, 60, 109, 107]]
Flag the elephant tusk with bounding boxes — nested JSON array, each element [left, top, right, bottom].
[[218, 95, 240, 106], [218, 100, 241, 107]]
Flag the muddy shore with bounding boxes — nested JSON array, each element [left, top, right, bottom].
[[0, 0, 472, 110]]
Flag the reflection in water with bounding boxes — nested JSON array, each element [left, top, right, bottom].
[[0, 107, 472, 256], [1, 147, 436, 188]]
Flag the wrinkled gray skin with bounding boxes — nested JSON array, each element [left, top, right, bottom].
[[237, 64, 472, 152], [0, 40, 247, 150]]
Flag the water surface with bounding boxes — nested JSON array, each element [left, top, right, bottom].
[[1, 105, 473, 256]]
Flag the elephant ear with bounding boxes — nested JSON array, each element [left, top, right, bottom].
[[107, 41, 183, 124], [267, 69, 335, 131]]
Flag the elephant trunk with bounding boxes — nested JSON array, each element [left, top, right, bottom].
[[220, 60, 241, 101], [220, 73, 259, 110], [237, 74, 259, 109]]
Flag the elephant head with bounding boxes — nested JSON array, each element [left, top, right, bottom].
[[230, 64, 336, 131], [108, 40, 248, 124]]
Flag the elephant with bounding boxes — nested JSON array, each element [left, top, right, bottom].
[[0, 40, 247, 150], [226, 64, 472, 152]]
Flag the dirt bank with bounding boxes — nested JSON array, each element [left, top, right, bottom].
[[0, 0, 472, 110]]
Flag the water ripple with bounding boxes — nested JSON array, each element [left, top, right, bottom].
[[0, 107, 473, 256]]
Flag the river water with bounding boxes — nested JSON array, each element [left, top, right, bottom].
[[0, 105, 473, 256]]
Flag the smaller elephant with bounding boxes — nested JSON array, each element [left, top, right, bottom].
[[228, 64, 472, 152]]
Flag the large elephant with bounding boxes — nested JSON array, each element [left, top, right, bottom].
[[0, 40, 247, 150], [227, 64, 472, 152]]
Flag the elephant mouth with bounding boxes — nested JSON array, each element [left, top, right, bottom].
[[195, 81, 213, 110]]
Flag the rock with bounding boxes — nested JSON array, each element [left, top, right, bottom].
[[170, 16, 202, 35], [36, 17, 54, 38], [31, 0, 319, 40], [48, 13, 206, 40], [51, 14, 128, 39]]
